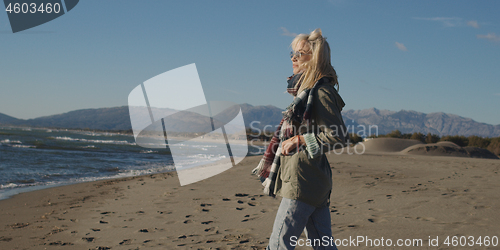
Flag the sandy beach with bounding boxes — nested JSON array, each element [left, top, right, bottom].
[[1, 139, 499, 249]]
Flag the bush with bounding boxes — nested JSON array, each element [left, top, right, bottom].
[[425, 133, 440, 143], [386, 130, 402, 138], [467, 135, 490, 148], [349, 133, 363, 145], [487, 137, 500, 155], [410, 132, 425, 143]]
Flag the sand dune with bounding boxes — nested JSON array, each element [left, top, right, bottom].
[[352, 138, 499, 159], [354, 138, 423, 153], [403, 143, 499, 159]]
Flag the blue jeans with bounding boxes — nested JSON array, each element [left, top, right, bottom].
[[267, 197, 338, 250]]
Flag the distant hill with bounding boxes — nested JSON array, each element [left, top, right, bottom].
[[239, 104, 283, 131], [1, 105, 499, 137], [7, 107, 133, 131], [341, 108, 500, 137], [0, 113, 22, 124]]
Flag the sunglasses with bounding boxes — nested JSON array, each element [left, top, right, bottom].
[[290, 50, 311, 59]]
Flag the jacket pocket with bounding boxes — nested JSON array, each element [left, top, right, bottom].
[[280, 151, 305, 183]]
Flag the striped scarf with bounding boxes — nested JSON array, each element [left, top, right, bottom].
[[252, 75, 326, 196]]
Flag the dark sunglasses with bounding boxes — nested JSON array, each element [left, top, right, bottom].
[[290, 50, 311, 59]]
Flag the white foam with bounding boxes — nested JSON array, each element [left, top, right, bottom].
[[52, 136, 136, 145], [1, 139, 22, 144], [0, 183, 18, 189], [140, 150, 157, 154], [11, 145, 36, 148]]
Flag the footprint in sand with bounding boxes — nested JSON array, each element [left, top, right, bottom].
[[241, 216, 258, 222], [157, 211, 172, 214], [415, 217, 436, 221], [82, 237, 95, 242], [119, 239, 132, 245]]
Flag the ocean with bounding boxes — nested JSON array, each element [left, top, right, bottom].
[[0, 126, 261, 200]]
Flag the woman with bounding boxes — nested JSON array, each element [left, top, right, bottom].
[[252, 28, 348, 250]]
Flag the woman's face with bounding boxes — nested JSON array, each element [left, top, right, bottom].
[[291, 40, 311, 75]]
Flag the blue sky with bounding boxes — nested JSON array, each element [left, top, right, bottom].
[[1, 0, 499, 125]]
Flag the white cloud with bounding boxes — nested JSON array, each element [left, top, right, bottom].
[[395, 42, 407, 51], [477, 33, 500, 42], [280, 27, 297, 37], [413, 17, 462, 27], [467, 20, 480, 29]]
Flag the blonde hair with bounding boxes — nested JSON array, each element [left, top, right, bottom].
[[291, 28, 339, 94]]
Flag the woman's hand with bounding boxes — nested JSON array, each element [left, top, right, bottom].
[[281, 135, 305, 156]]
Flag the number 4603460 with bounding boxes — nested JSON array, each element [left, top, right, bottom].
[[5, 2, 62, 14]]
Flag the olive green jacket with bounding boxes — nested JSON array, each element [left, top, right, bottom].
[[274, 83, 348, 207]]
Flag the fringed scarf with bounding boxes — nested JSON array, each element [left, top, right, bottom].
[[252, 74, 327, 196]]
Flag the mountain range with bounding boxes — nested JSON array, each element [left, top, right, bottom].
[[1, 105, 499, 137], [341, 108, 500, 138]]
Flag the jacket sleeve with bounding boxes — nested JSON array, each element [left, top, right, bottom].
[[303, 86, 348, 159]]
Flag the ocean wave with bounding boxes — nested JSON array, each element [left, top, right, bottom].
[[0, 180, 53, 190], [0, 183, 19, 189], [74, 131, 129, 137], [0, 139, 36, 148], [52, 136, 136, 146], [0, 164, 176, 193], [191, 144, 218, 148], [11, 144, 37, 148], [0, 139, 22, 144], [140, 150, 158, 154], [186, 154, 226, 160]]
